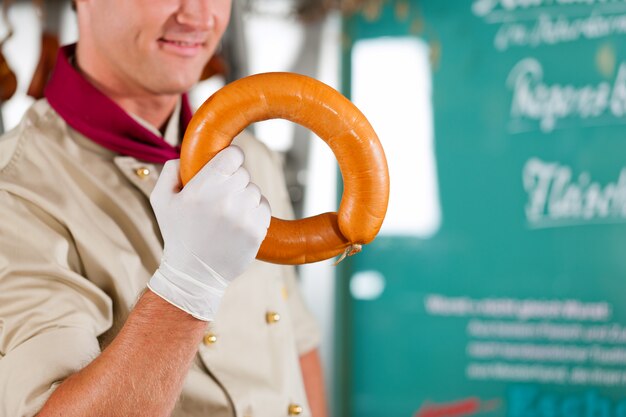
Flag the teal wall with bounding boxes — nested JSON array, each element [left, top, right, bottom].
[[337, 1, 626, 416]]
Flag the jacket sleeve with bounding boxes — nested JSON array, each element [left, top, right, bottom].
[[0, 190, 113, 417]]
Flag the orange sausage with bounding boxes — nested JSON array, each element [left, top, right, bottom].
[[180, 72, 389, 265]]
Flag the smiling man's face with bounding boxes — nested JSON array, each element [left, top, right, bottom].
[[76, 0, 231, 95]]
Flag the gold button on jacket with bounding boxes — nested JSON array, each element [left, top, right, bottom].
[[134, 166, 151, 179], [203, 333, 218, 345], [288, 403, 304, 415], [266, 311, 281, 324], [0, 100, 321, 417]]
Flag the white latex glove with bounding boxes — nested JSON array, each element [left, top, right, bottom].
[[147, 146, 271, 321]]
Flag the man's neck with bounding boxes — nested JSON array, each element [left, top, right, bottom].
[[75, 45, 178, 131], [110, 94, 178, 132]]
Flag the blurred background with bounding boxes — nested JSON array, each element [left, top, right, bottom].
[[3, 0, 626, 416]]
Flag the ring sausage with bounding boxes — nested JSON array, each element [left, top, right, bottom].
[[180, 72, 389, 265]]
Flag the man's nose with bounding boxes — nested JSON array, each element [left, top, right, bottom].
[[175, 0, 215, 30]]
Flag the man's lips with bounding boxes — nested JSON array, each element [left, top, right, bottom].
[[158, 38, 206, 56]]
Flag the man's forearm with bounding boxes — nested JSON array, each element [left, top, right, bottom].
[[38, 290, 207, 417]]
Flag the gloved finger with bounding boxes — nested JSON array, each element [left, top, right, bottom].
[[230, 183, 261, 213], [225, 167, 252, 193], [235, 182, 262, 210], [184, 145, 244, 191], [250, 196, 272, 232], [150, 159, 182, 207]]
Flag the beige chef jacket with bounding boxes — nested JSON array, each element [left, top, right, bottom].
[[0, 99, 321, 417]]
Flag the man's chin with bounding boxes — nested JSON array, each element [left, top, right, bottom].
[[150, 72, 203, 95]]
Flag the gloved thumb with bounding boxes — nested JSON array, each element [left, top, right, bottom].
[[209, 146, 245, 176], [151, 159, 182, 207], [184, 146, 245, 191]]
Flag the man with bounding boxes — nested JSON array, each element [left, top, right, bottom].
[[0, 0, 328, 416]]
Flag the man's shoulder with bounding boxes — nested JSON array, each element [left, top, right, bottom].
[[232, 130, 287, 176], [0, 100, 63, 172], [232, 130, 278, 161]]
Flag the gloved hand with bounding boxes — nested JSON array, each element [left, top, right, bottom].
[[147, 146, 271, 321]]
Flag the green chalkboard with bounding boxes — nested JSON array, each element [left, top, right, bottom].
[[337, 1, 626, 417]]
